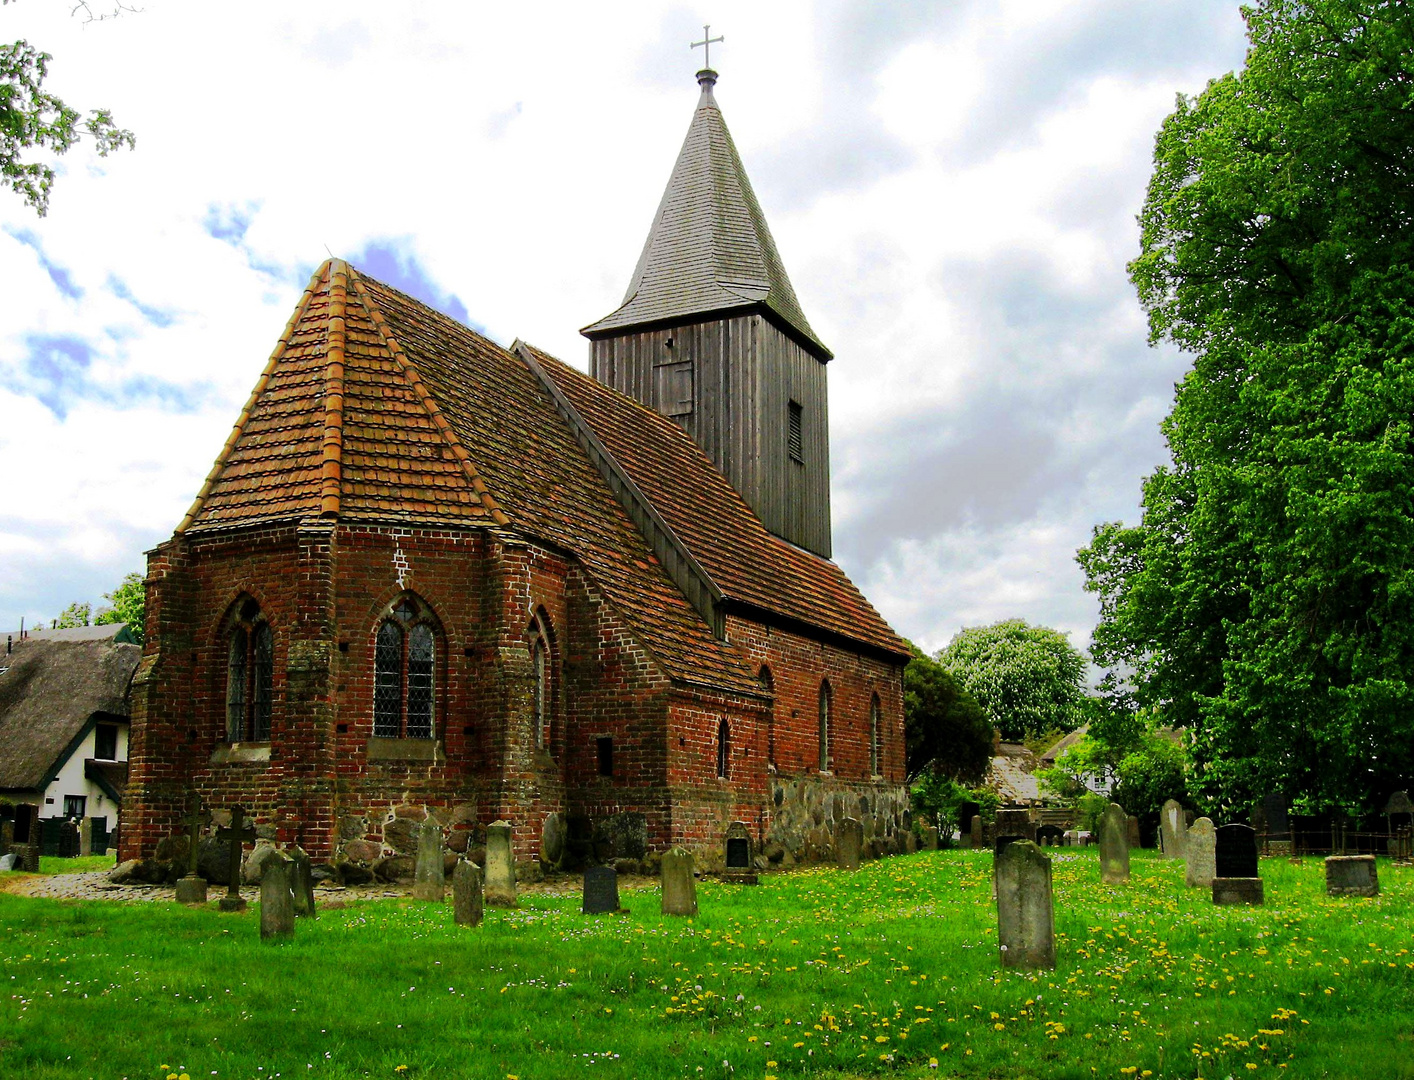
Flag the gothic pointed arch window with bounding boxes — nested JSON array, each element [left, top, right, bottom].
[[225, 597, 273, 743], [716, 718, 730, 779], [528, 611, 554, 750], [372, 594, 440, 739], [818, 680, 832, 773], [870, 693, 882, 777]]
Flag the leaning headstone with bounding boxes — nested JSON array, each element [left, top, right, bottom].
[[969, 815, 984, 850], [1325, 855, 1378, 897], [995, 840, 1055, 970], [661, 847, 697, 916], [1099, 803, 1129, 884], [452, 859, 484, 926], [1185, 818, 1217, 888], [1127, 815, 1141, 849], [412, 819, 445, 902], [836, 817, 863, 871], [582, 865, 621, 914], [259, 853, 295, 940], [1212, 823, 1263, 905], [1159, 799, 1186, 860], [484, 820, 517, 906], [541, 812, 566, 870], [290, 846, 315, 917]]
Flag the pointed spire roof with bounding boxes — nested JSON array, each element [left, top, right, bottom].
[[581, 70, 831, 360]]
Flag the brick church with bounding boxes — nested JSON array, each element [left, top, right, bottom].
[[121, 67, 911, 873]]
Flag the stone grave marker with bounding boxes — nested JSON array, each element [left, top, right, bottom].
[[661, 847, 697, 917], [1325, 855, 1378, 897], [1212, 823, 1263, 905], [290, 846, 315, 917], [1185, 818, 1216, 888], [11, 804, 39, 872], [453, 859, 484, 926], [1099, 803, 1129, 884], [259, 853, 295, 940], [175, 794, 210, 906], [0, 818, 12, 859], [78, 817, 93, 858], [216, 806, 256, 912], [541, 812, 566, 870], [996, 808, 1037, 842], [484, 820, 517, 906], [1386, 791, 1413, 862], [995, 840, 1054, 970], [1159, 799, 1186, 860], [1262, 792, 1292, 854], [969, 815, 984, 850], [0, 853, 14, 871], [722, 821, 757, 884], [412, 819, 445, 902], [836, 817, 863, 871], [582, 865, 622, 914], [920, 824, 940, 851], [1127, 815, 1140, 848]]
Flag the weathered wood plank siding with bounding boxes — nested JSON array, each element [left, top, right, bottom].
[[590, 313, 831, 558]]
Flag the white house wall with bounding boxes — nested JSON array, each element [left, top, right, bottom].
[[38, 722, 129, 830]]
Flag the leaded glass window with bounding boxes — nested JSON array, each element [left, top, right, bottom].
[[374, 621, 403, 738], [225, 601, 273, 743], [407, 623, 435, 739], [371, 595, 439, 739], [252, 623, 273, 741], [531, 626, 548, 749], [226, 626, 248, 742]]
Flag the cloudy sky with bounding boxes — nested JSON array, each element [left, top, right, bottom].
[[0, 0, 1249, 656]]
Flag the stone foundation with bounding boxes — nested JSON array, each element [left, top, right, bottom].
[[763, 774, 909, 866]]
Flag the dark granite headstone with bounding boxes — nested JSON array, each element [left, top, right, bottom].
[[1262, 793, 1290, 841], [582, 865, 621, 914], [1215, 824, 1259, 878], [726, 839, 749, 868]]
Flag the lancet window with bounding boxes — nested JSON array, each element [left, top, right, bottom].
[[373, 595, 439, 739], [226, 598, 273, 742]]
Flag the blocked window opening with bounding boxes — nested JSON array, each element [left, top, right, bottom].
[[716, 718, 730, 779], [818, 680, 832, 772], [788, 400, 804, 463], [654, 359, 694, 418], [870, 694, 882, 777], [596, 735, 614, 777], [94, 723, 118, 761]]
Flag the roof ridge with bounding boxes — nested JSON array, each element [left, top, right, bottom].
[[319, 260, 349, 519], [176, 261, 328, 535], [347, 268, 510, 527]]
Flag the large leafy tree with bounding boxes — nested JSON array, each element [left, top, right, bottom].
[[937, 619, 1087, 742], [1079, 0, 1414, 817], [95, 570, 143, 643], [903, 643, 992, 783], [2, 1, 135, 215]]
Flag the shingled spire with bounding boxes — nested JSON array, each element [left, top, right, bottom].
[[583, 68, 834, 558], [582, 69, 829, 359]]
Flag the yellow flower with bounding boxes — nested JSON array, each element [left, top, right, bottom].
[[875, 1035, 889, 1043]]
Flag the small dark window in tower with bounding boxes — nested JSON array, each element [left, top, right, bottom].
[[870, 694, 882, 777], [654, 359, 694, 417], [788, 400, 804, 463], [818, 680, 832, 772], [94, 723, 118, 761], [596, 735, 614, 777], [716, 718, 730, 779]]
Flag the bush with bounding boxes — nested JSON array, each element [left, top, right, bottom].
[[1112, 735, 1189, 820]]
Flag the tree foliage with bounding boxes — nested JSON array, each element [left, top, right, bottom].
[[95, 570, 143, 643], [2, 4, 135, 215], [1079, 0, 1414, 817], [937, 619, 1086, 741], [903, 643, 992, 783], [51, 600, 90, 628]]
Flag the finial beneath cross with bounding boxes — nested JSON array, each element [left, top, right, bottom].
[[691, 24, 724, 70]]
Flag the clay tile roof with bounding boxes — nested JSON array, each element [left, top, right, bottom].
[[581, 74, 831, 361], [0, 632, 139, 792], [524, 344, 908, 660]]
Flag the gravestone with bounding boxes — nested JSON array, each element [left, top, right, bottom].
[[0, 818, 12, 857], [582, 865, 622, 914], [1099, 803, 1129, 884], [259, 853, 295, 940], [1159, 799, 1186, 860], [484, 820, 517, 906], [78, 817, 93, 858], [175, 794, 210, 906], [12, 804, 39, 872], [1386, 791, 1413, 862], [1185, 818, 1217, 888], [1325, 855, 1378, 897], [969, 815, 984, 850], [995, 808, 1036, 842], [995, 840, 1055, 970], [290, 846, 315, 917], [721, 821, 757, 885], [920, 824, 940, 851], [216, 806, 256, 912], [412, 819, 445, 902], [1262, 792, 1291, 854], [1127, 815, 1140, 849], [1212, 823, 1263, 905], [0, 853, 14, 871], [453, 859, 484, 926], [541, 812, 566, 870], [661, 847, 697, 917], [836, 817, 863, 871]]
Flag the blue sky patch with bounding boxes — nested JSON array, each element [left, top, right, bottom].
[[347, 239, 483, 332], [15, 333, 211, 420], [203, 201, 259, 244], [6, 228, 83, 300], [107, 276, 177, 328]]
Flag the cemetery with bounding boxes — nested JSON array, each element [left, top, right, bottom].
[[1, 834, 1411, 1079]]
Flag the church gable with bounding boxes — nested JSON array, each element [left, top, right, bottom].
[[179, 261, 503, 533]]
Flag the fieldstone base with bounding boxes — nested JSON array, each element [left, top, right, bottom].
[[217, 895, 247, 913], [1325, 855, 1378, 897], [174, 875, 208, 905], [1212, 877, 1264, 905], [719, 869, 758, 886]]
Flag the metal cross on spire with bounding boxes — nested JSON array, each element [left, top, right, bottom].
[[691, 24, 724, 69]]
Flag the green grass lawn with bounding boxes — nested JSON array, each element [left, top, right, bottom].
[[0, 849, 1410, 1080]]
